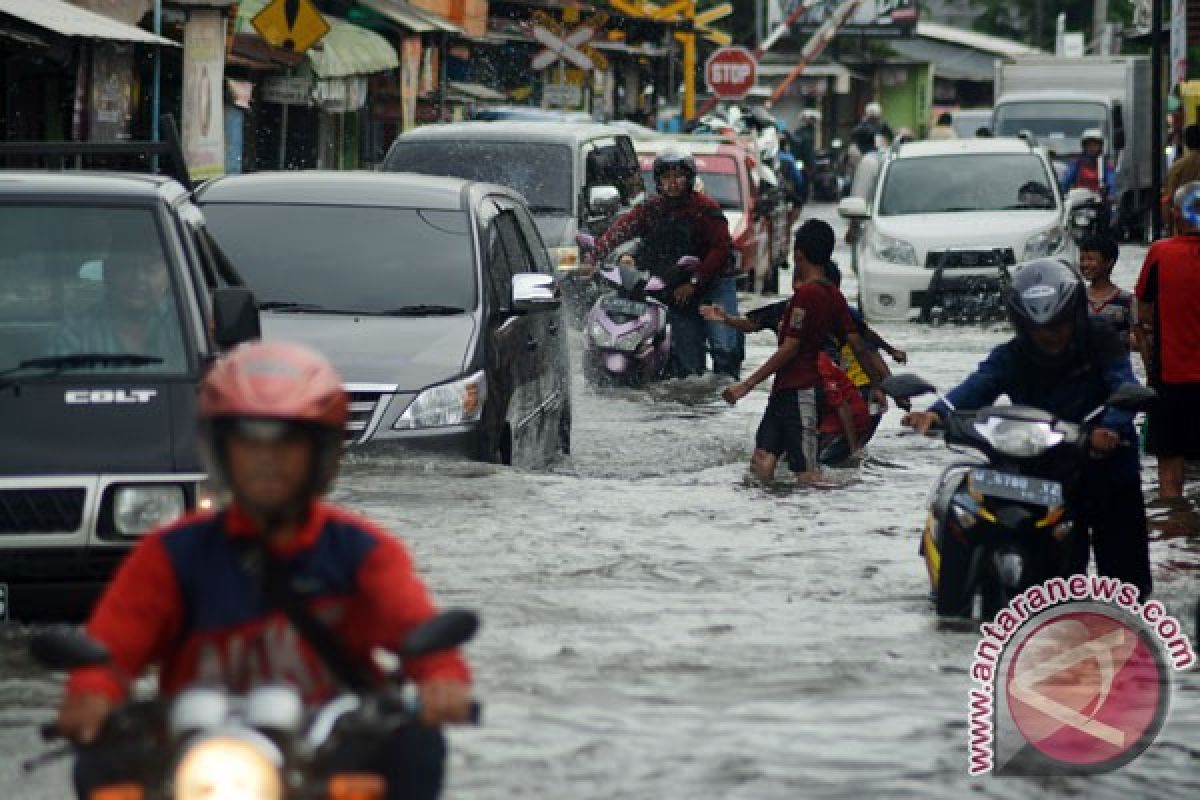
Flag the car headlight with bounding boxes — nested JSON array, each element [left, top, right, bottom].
[[549, 246, 580, 272], [113, 486, 185, 535], [973, 417, 1064, 458], [588, 321, 613, 347], [174, 734, 283, 800], [870, 231, 918, 265], [393, 371, 486, 430], [614, 330, 642, 352], [1023, 227, 1066, 259]]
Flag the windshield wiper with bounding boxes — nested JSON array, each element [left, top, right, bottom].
[[1001, 203, 1054, 210], [257, 301, 330, 312], [373, 305, 468, 317], [0, 353, 163, 391], [935, 207, 982, 213], [526, 205, 570, 214]]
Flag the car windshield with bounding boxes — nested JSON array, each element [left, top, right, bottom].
[[992, 102, 1107, 155], [203, 205, 476, 313], [0, 206, 188, 376], [641, 170, 743, 211], [384, 141, 574, 214], [877, 154, 1058, 216]]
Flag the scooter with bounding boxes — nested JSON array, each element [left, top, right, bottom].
[[810, 138, 845, 202], [576, 233, 699, 385], [883, 373, 1155, 620], [25, 611, 481, 797], [1064, 186, 1107, 245]]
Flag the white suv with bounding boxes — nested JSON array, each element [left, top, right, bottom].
[[838, 138, 1071, 321]]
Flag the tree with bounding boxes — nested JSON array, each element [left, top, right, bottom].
[[966, 0, 1137, 51]]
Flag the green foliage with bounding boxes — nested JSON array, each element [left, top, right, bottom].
[[964, 0, 1137, 51]]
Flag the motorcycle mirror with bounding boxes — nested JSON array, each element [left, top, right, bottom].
[[645, 276, 666, 291], [30, 626, 111, 670], [880, 373, 937, 400], [1105, 383, 1157, 412], [676, 256, 701, 270], [575, 232, 597, 252], [399, 609, 479, 658]]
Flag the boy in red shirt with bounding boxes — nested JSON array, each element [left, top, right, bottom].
[[704, 220, 883, 483], [817, 352, 871, 463]]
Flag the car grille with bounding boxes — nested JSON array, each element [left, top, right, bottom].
[[925, 249, 1015, 269], [0, 488, 86, 533], [344, 388, 387, 444]]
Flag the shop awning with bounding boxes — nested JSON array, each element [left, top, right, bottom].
[[235, 0, 398, 78], [357, 0, 462, 35], [0, 0, 177, 46]]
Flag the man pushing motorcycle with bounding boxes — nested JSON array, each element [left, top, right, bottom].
[[902, 259, 1153, 598], [56, 340, 473, 799], [587, 146, 740, 379]]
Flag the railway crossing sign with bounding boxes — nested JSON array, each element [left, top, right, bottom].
[[530, 10, 608, 72]]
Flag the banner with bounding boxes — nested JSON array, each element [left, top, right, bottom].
[[1171, 0, 1188, 92], [182, 10, 227, 180], [89, 42, 134, 141], [401, 35, 422, 131]]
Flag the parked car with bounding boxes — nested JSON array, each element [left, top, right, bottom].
[[382, 122, 644, 277], [837, 137, 1072, 322], [196, 172, 570, 467], [0, 166, 259, 621], [635, 140, 760, 290]]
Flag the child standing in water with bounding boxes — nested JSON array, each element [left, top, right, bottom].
[[1078, 234, 1147, 366]]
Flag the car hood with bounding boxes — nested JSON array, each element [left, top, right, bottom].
[[532, 213, 576, 249], [262, 312, 478, 389], [874, 210, 1062, 251]]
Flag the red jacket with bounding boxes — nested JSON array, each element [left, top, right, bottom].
[[594, 191, 732, 285], [68, 502, 470, 704]]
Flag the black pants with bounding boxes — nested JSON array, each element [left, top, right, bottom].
[[75, 723, 446, 800], [1068, 463, 1154, 599]]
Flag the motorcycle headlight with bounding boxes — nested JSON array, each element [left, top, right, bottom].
[[589, 321, 613, 347], [1072, 211, 1094, 227], [1022, 227, 1066, 259], [174, 734, 283, 800], [393, 371, 486, 430], [614, 330, 643, 352], [973, 417, 1064, 458], [113, 485, 185, 535], [870, 231, 918, 266]]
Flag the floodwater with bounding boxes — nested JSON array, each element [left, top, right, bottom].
[[3, 206, 1197, 798]]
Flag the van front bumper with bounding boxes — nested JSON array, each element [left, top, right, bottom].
[[859, 256, 1009, 322]]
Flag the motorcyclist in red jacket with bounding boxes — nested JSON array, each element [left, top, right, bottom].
[[57, 340, 472, 799], [592, 147, 740, 378]]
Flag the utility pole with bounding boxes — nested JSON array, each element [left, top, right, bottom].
[[1092, 0, 1109, 51], [1152, 0, 1165, 238]]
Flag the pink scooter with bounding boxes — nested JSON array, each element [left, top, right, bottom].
[[576, 233, 698, 385]]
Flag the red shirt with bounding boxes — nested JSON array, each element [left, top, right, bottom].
[[817, 353, 871, 435], [68, 502, 470, 704], [1135, 235, 1200, 383], [772, 281, 854, 392]]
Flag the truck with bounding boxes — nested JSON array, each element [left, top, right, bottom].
[[0, 130, 259, 621], [992, 55, 1152, 239]]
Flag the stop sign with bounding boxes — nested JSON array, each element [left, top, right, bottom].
[[705, 46, 757, 100]]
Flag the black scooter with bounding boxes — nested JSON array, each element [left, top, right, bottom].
[[26, 611, 481, 797], [884, 374, 1155, 619]]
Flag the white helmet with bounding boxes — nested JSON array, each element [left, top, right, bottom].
[[1081, 128, 1105, 148], [865, 101, 883, 118]]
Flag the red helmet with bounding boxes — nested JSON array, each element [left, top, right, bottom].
[[199, 340, 347, 429], [199, 341, 347, 512]]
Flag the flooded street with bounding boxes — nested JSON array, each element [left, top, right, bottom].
[[3, 206, 1197, 798]]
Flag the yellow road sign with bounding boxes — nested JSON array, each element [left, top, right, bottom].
[[252, 0, 330, 55]]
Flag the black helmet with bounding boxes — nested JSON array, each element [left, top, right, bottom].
[[1005, 258, 1087, 366], [652, 146, 696, 193]]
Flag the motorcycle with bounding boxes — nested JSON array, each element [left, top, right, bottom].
[[26, 610, 481, 798], [1064, 187, 1107, 245], [810, 138, 846, 202], [883, 373, 1156, 619], [576, 233, 699, 385]]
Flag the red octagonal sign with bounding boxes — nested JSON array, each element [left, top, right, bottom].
[[705, 46, 757, 100]]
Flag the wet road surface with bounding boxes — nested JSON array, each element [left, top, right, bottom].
[[3, 205, 1197, 798]]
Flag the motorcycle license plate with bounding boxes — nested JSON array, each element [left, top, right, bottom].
[[600, 296, 648, 317], [970, 468, 1063, 507]]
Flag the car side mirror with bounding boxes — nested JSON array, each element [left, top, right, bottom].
[[587, 185, 621, 218], [837, 197, 870, 220], [511, 272, 561, 314], [881, 373, 937, 400], [212, 287, 261, 349], [1105, 383, 1155, 412], [31, 627, 111, 670]]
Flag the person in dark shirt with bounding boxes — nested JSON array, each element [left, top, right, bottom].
[[702, 220, 883, 484]]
